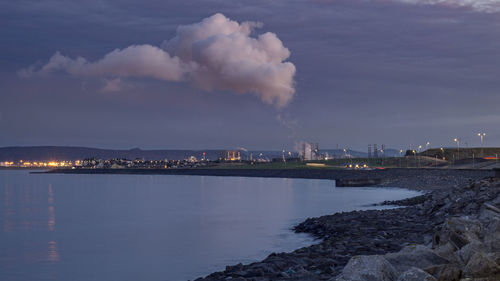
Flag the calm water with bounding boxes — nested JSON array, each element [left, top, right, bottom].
[[0, 170, 421, 281]]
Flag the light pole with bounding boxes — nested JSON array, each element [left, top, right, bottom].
[[399, 149, 403, 168], [440, 147, 444, 160], [454, 138, 460, 160], [478, 132, 486, 157], [418, 145, 422, 167], [426, 141, 430, 157]]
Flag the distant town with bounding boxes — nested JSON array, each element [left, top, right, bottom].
[[1, 144, 500, 170]]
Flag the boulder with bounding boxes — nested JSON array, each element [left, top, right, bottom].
[[335, 255, 398, 281], [457, 241, 485, 266], [434, 242, 460, 265], [478, 208, 500, 223], [384, 245, 449, 273], [463, 252, 500, 278], [396, 267, 436, 281], [484, 203, 500, 214], [482, 218, 500, 253], [436, 264, 462, 281], [424, 264, 461, 281], [434, 217, 483, 249]]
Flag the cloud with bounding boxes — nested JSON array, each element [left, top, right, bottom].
[[313, 0, 500, 12], [26, 45, 193, 81], [390, 0, 500, 13], [101, 78, 127, 93], [21, 13, 296, 108]]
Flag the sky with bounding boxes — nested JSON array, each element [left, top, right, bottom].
[[1, 0, 499, 151]]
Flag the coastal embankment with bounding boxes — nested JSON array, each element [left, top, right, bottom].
[[43, 168, 492, 190]]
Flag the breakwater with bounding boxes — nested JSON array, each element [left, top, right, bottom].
[[43, 168, 493, 190]]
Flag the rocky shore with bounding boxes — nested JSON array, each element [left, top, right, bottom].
[[196, 175, 500, 281]]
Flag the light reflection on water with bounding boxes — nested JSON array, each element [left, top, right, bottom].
[[0, 170, 421, 281]]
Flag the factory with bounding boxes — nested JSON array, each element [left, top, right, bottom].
[[224, 150, 241, 161], [299, 142, 320, 161]]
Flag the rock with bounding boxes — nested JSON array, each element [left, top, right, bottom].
[[434, 242, 460, 265], [396, 267, 436, 281], [335, 255, 398, 281], [424, 264, 462, 280], [434, 217, 483, 249], [482, 219, 500, 253], [485, 218, 500, 235], [478, 209, 500, 223], [384, 245, 449, 273], [436, 264, 462, 281], [457, 241, 485, 266], [484, 220, 500, 252], [484, 203, 500, 214], [463, 252, 500, 278]]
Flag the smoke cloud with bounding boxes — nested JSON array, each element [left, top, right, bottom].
[[21, 13, 296, 107]]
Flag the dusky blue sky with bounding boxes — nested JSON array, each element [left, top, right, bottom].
[[1, 0, 499, 151]]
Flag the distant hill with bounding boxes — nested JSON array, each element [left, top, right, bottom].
[[0, 146, 226, 161], [0, 146, 400, 162], [319, 148, 400, 158]]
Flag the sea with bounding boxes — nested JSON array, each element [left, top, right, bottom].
[[0, 170, 421, 281]]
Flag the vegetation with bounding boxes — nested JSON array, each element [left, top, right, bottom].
[[207, 156, 449, 169], [421, 147, 500, 161]]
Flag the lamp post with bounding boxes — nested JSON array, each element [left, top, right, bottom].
[[418, 145, 422, 167], [426, 141, 430, 157], [454, 138, 460, 160], [478, 132, 486, 157], [399, 149, 403, 168]]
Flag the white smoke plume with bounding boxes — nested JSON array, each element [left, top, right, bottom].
[[21, 13, 296, 107], [101, 78, 128, 93], [391, 0, 500, 13]]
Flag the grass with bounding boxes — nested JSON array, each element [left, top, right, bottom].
[[422, 147, 500, 161], [207, 156, 447, 169]]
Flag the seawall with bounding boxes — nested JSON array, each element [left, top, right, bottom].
[[41, 168, 493, 190]]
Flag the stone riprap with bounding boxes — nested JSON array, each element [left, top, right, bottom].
[[46, 168, 493, 191], [196, 177, 500, 281]]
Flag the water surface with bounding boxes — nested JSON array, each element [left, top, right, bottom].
[[0, 170, 420, 281]]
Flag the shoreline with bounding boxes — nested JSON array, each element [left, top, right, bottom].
[[195, 172, 500, 280]]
